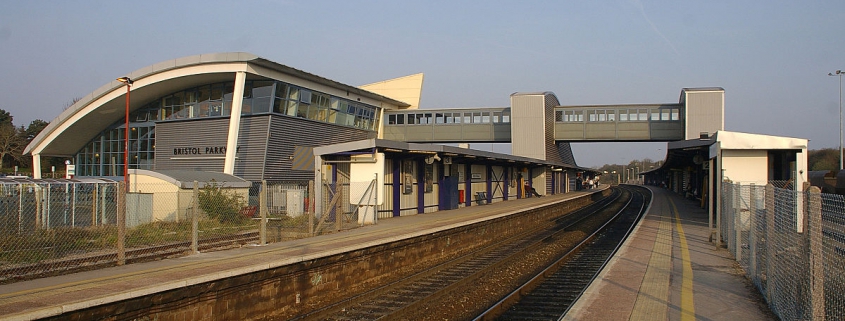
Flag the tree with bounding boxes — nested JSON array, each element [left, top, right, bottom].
[[20, 119, 66, 171], [23, 119, 48, 141], [63, 97, 81, 111], [0, 109, 12, 126], [808, 148, 839, 171], [0, 123, 24, 171]]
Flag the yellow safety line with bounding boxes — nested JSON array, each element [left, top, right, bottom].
[[630, 211, 672, 320], [669, 197, 696, 320]]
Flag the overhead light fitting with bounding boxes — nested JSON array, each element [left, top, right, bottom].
[[116, 76, 134, 85]]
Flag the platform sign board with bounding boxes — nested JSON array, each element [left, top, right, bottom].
[[66, 164, 75, 179]]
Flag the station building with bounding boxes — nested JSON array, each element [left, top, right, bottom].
[[25, 52, 810, 225], [24, 53, 590, 222]]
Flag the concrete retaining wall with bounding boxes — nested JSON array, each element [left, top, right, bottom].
[[45, 190, 610, 321]]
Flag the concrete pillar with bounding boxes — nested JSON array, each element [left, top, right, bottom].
[[807, 186, 825, 320], [749, 185, 757, 278], [392, 158, 400, 217], [765, 184, 775, 303], [32, 154, 41, 179], [708, 158, 714, 235], [224, 71, 246, 175], [715, 154, 722, 247], [314, 155, 323, 222]]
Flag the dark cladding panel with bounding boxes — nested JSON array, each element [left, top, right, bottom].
[[264, 115, 375, 181], [231, 117, 271, 179], [154, 116, 270, 180], [156, 115, 371, 181]]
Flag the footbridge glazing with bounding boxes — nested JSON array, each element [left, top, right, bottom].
[[384, 107, 512, 143], [383, 104, 685, 143]]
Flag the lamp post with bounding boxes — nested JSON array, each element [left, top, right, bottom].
[[831, 70, 844, 170], [116, 77, 133, 190]]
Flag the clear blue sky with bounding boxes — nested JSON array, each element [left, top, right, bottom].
[[1, 1, 844, 168]]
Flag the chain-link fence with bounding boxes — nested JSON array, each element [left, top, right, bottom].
[[0, 177, 380, 284], [721, 182, 844, 320]]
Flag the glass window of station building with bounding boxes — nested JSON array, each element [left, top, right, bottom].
[[75, 79, 382, 177]]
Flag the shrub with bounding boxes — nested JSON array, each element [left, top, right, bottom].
[[197, 181, 247, 223]]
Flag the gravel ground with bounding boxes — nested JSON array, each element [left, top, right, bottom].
[[410, 200, 622, 320]]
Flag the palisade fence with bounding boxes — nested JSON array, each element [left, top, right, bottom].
[[0, 177, 378, 284], [721, 182, 845, 320]]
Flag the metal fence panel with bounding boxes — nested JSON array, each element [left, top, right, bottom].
[[720, 182, 843, 320]]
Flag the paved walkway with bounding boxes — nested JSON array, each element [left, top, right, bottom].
[[565, 186, 776, 321]]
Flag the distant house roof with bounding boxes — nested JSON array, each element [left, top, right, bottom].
[[129, 169, 251, 189]]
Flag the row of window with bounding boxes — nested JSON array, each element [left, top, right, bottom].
[[130, 80, 381, 132], [75, 79, 383, 176], [555, 108, 681, 122], [387, 111, 511, 125], [274, 84, 379, 130], [76, 126, 156, 176]]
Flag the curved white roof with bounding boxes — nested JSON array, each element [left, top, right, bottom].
[[25, 52, 410, 157]]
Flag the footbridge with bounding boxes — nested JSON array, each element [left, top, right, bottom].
[[383, 87, 723, 148], [383, 104, 688, 143]]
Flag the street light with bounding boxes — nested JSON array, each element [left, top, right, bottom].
[[116, 76, 133, 190], [830, 70, 844, 170]]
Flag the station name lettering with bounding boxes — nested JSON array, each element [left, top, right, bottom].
[[173, 146, 238, 155]]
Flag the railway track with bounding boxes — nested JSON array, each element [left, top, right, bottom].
[[292, 187, 641, 320], [477, 185, 649, 320], [0, 232, 258, 283]]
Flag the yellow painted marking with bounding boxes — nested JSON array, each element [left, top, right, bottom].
[[630, 210, 672, 320], [669, 197, 696, 320]]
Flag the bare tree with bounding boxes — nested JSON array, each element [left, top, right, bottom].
[[63, 97, 81, 111], [0, 123, 24, 170]]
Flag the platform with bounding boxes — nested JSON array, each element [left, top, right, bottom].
[[0, 190, 597, 321], [0, 185, 777, 320], [565, 186, 775, 320]]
